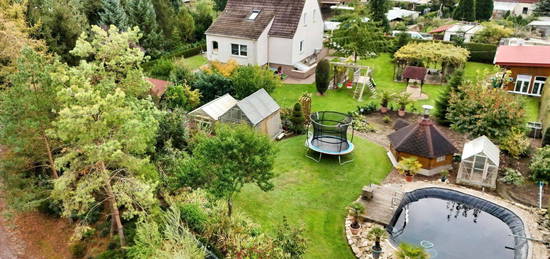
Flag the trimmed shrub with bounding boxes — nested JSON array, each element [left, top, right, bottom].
[[291, 103, 305, 134], [315, 59, 330, 94], [499, 128, 531, 159]]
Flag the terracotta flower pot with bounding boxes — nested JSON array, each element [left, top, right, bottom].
[[398, 109, 406, 117], [405, 175, 414, 182], [380, 106, 389, 113], [350, 225, 360, 235]]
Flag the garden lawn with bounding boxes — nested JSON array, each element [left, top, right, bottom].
[[178, 54, 208, 70], [235, 137, 392, 259]]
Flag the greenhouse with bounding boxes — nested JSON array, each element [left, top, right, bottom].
[[457, 136, 500, 189]]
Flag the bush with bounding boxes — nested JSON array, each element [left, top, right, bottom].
[[70, 242, 87, 259], [499, 128, 531, 159], [462, 42, 497, 64], [530, 146, 550, 184], [357, 102, 379, 115], [231, 65, 281, 99], [146, 57, 174, 80], [169, 59, 195, 85], [180, 203, 208, 234], [160, 84, 201, 111], [315, 59, 330, 95], [499, 168, 525, 185], [191, 72, 235, 104], [447, 85, 525, 140], [291, 103, 305, 134]]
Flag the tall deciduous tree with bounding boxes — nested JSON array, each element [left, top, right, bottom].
[[184, 124, 276, 217], [330, 16, 387, 62], [190, 0, 215, 40], [50, 26, 161, 247], [175, 6, 196, 42], [127, 0, 164, 57], [27, 0, 88, 64], [476, 0, 494, 21], [453, 0, 476, 21], [0, 49, 62, 179], [368, 0, 390, 32], [213, 0, 227, 11]]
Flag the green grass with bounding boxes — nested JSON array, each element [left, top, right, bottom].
[[235, 137, 392, 259], [274, 54, 539, 120], [178, 54, 208, 70]]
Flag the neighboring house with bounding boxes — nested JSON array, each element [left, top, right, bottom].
[[219, 89, 283, 139], [441, 23, 484, 42], [388, 112, 458, 176], [189, 94, 239, 128], [494, 45, 550, 97], [189, 89, 283, 138], [205, 0, 325, 78], [428, 24, 454, 40], [386, 7, 420, 22], [528, 18, 550, 38], [493, 0, 539, 18], [500, 37, 550, 46]]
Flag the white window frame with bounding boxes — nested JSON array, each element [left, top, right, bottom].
[[532, 76, 546, 96], [512, 74, 532, 94], [248, 10, 260, 20], [231, 43, 247, 57], [436, 156, 446, 162]]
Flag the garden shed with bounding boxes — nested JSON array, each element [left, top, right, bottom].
[[388, 108, 458, 176], [189, 94, 238, 129], [219, 89, 283, 139], [457, 136, 500, 189]]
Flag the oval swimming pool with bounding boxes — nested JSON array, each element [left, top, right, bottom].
[[387, 188, 528, 259]]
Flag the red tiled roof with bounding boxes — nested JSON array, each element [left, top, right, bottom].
[[494, 46, 550, 67], [429, 24, 454, 34], [402, 66, 427, 81], [147, 78, 171, 98]]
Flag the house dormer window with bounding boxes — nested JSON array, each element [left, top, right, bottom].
[[248, 10, 260, 20]]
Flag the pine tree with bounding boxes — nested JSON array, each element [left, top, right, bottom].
[[368, 0, 390, 32], [100, 0, 130, 30], [152, 0, 179, 46], [453, 0, 476, 21], [535, 0, 550, 16], [435, 70, 463, 126], [127, 0, 163, 57], [476, 0, 494, 21]]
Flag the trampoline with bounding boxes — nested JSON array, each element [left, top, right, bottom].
[[305, 111, 355, 164]]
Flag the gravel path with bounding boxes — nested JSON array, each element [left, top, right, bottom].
[[0, 189, 26, 259]]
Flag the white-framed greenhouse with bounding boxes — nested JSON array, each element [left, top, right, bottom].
[[457, 136, 500, 189]]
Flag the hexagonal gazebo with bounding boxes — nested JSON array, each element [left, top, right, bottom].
[[457, 136, 500, 189]]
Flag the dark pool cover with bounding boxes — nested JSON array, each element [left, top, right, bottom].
[[387, 187, 528, 259]]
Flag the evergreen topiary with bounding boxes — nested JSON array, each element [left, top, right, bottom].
[[291, 103, 305, 134], [315, 59, 330, 95]]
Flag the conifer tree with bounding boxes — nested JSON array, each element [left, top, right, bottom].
[[453, 0, 476, 21], [476, 0, 494, 21], [368, 0, 390, 32], [100, 0, 130, 30], [291, 103, 306, 134], [435, 70, 463, 126], [535, 0, 550, 16], [127, 0, 163, 57]]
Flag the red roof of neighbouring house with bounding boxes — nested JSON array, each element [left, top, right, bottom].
[[494, 46, 550, 67], [147, 78, 171, 98], [429, 24, 454, 34], [402, 66, 427, 81]]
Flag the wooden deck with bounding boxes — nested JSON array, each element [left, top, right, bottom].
[[358, 184, 404, 226]]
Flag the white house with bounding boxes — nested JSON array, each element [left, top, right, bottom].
[[529, 18, 550, 38], [493, 0, 539, 18], [205, 0, 325, 78], [386, 7, 420, 22], [442, 23, 484, 42]]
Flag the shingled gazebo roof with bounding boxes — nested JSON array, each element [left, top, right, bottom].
[[402, 66, 427, 81], [388, 117, 458, 158]]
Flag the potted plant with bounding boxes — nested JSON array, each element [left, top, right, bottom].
[[368, 227, 388, 259], [396, 157, 422, 182], [395, 243, 429, 259], [348, 202, 364, 235], [440, 170, 449, 182], [379, 91, 394, 113], [395, 92, 412, 117]]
